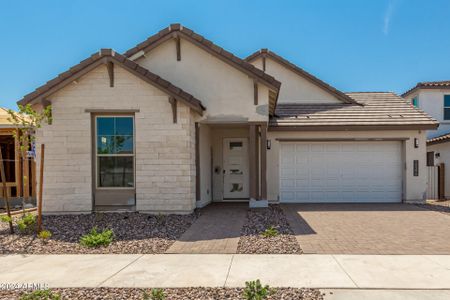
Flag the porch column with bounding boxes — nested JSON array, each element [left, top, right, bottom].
[[260, 124, 267, 200], [195, 122, 200, 201], [249, 124, 257, 200]]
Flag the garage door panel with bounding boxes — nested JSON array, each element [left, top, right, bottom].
[[279, 141, 402, 203]]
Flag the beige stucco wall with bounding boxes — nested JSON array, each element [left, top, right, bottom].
[[35, 64, 196, 213], [266, 130, 428, 203], [135, 39, 269, 123], [428, 142, 450, 199], [251, 57, 341, 104]]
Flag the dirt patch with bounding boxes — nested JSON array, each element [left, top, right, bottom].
[[238, 205, 302, 254]]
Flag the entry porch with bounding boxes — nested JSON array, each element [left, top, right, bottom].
[[195, 122, 268, 208]]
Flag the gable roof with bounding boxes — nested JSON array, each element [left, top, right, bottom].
[[402, 80, 450, 98], [270, 92, 438, 130], [245, 49, 360, 105], [427, 132, 450, 145], [18, 49, 205, 114], [124, 24, 281, 92]]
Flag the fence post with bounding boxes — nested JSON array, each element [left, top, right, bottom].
[[37, 144, 45, 233], [0, 148, 14, 233], [439, 163, 445, 200]]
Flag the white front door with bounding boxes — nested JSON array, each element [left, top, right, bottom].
[[223, 138, 249, 199], [279, 141, 403, 203]]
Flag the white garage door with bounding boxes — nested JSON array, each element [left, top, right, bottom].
[[279, 141, 402, 203]]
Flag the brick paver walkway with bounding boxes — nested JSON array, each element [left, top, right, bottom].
[[283, 203, 450, 254], [166, 203, 247, 254]]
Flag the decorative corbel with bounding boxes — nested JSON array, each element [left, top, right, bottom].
[[253, 81, 258, 105], [176, 35, 181, 61], [169, 97, 177, 123], [106, 61, 114, 87]]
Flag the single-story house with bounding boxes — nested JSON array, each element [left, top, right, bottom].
[[18, 24, 438, 214]]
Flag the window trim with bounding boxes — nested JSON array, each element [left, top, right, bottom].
[[95, 115, 135, 190], [444, 95, 450, 121]]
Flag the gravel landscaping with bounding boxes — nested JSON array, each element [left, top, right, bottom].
[[238, 205, 302, 254], [0, 287, 323, 300], [0, 212, 197, 254], [417, 200, 450, 216]]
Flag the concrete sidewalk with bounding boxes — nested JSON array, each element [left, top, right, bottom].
[[1, 254, 450, 289]]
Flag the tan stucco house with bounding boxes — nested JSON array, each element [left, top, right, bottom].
[[18, 24, 438, 214]]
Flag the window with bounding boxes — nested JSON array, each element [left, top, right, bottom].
[[445, 95, 450, 120], [96, 116, 134, 188], [411, 97, 419, 107], [427, 151, 435, 167]]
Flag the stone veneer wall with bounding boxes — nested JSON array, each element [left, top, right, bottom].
[[35, 64, 196, 213]]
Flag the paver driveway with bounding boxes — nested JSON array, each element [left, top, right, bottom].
[[282, 204, 450, 254]]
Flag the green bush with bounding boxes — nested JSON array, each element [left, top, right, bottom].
[[19, 289, 61, 300], [17, 213, 36, 233], [79, 227, 114, 248], [243, 279, 271, 300], [38, 230, 52, 243], [261, 226, 279, 238], [0, 215, 12, 223]]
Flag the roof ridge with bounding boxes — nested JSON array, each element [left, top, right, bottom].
[[245, 48, 361, 106], [123, 24, 281, 91]]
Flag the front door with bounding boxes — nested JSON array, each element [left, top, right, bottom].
[[223, 138, 249, 199]]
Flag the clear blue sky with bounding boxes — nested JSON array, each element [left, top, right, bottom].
[[1, 0, 450, 109]]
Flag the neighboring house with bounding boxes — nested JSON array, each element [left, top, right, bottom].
[[403, 81, 450, 198], [18, 24, 437, 214], [0, 108, 35, 201]]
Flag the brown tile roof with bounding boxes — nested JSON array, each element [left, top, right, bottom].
[[402, 80, 450, 97], [427, 132, 450, 145], [270, 92, 438, 130], [18, 49, 205, 114], [124, 24, 281, 92], [245, 49, 360, 105]]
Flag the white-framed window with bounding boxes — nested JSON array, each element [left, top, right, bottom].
[[95, 115, 134, 189], [444, 95, 450, 120]]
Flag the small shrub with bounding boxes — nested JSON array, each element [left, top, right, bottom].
[[38, 230, 52, 243], [261, 226, 279, 238], [149, 288, 166, 300], [79, 227, 114, 248], [243, 279, 271, 300], [19, 289, 61, 300], [0, 215, 12, 223], [17, 213, 36, 233]]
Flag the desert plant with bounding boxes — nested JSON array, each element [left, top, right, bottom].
[[19, 289, 61, 300], [79, 227, 114, 248], [38, 230, 52, 243], [0, 215, 12, 223], [243, 279, 271, 300], [17, 213, 36, 233], [261, 225, 279, 238], [151, 288, 166, 300]]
